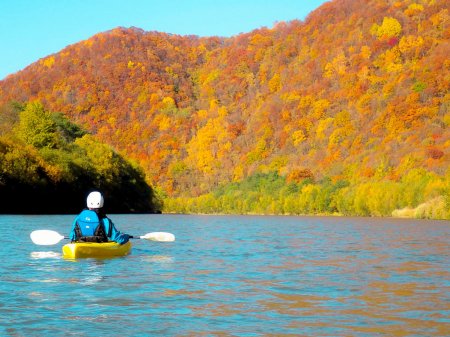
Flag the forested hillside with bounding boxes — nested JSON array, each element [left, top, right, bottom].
[[0, 102, 159, 213], [0, 0, 448, 217]]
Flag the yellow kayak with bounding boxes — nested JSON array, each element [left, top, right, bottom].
[[62, 241, 131, 258]]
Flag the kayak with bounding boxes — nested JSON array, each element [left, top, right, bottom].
[[62, 241, 131, 258]]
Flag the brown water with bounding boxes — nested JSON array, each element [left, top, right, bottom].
[[1, 215, 449, 336]]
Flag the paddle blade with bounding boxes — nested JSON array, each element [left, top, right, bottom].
[[30, 230, 65, 245], [140, 232, 175, 242]]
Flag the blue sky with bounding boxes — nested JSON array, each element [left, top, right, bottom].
[[0, 0, 329, 80]]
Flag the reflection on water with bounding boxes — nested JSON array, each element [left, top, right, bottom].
[[141, 255, 174, 263], [0, 215, 448, 336], [30, 251, 61, 259]]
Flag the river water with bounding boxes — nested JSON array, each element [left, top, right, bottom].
[[0, 214, 448, 336]]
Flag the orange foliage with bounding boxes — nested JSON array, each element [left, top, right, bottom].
[[0, 0, 448, 196], [287, 169, 315, 183]]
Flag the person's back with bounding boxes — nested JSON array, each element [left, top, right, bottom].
[[70, 191, 129, 244], [72, 209, 109, 242]]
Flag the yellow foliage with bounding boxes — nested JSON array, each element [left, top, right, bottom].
[[269, 73, 282, 92], [269, 156, 288, 173], [161, 97, 177, 114], [297, 118, 313, 134], [258, 63, 269, 84], [399, 35, 424, 55], [157, 114, 171, 131], [356, 92, 372, 114], [282, 93, 301, 103], [444, 113, 450, 127], [162, 96, 175, 107], [233, 165, 244, 181], [247, 139, 268, 164], [2, 1, 449, 216], [83, 39, 94, 47], [386, 62, 403, 73], [197, 109, 208, 119], [323, 52, 347, 78], [221, 141, 232, 153], [137, 90, 149, 104], [186, 113, 230, 174], [334, 110, 351, 128], [375, 47, 403, 73], [334, 52, 348, 75], [382, 81, 396, 98], [249, 33, 272, 48], [404, 3, 424, 17], [283, 124, 293, 133], [385, 47, 401, 63], [165, 66, 175, 77], [281, 110, 291, 121], [371, 17, 402, 39], [323, 62, 334, 78], [262, 125, 273, 139], [209, 99, 219, 111], [75, 135, 116, 182], [218, 106, 228, 117], [292, 130, 306, 146], [107, 116, 117, 128], [392, 196, 448, 219], [386, 116, 405, 136], [328, 127, 353, 149], [316, 118, 334, 140], [312, 99, 330, 118], [397, 154, 419, 175], [41, 56, 55, 68], [298, 95, 313, 109], [204, 70, 219, 84]]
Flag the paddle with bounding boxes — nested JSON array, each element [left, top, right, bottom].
[[30, 229, 175, 245], [130, 232, 175, 242]]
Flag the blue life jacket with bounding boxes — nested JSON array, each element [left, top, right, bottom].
[[75, 209, 109, 242]]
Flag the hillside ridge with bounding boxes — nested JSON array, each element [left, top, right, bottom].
[[0, 0, 448, 212]]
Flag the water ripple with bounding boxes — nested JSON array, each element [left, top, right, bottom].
[[0, 215, 448, 336]]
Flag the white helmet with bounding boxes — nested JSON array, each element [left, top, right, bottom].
[[87, 191, 104, 209]]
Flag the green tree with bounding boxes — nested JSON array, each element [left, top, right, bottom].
[[15, 102, 58, 148]]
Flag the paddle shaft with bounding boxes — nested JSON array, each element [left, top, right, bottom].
[[30, 230, 174, 245]]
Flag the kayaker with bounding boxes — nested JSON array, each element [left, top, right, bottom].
[[69, 191, 130, 244]]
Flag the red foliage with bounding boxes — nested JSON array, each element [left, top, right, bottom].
[[0, 0, 448, 196], [387, 37, 399, 47], [427, 147, 444, 160]]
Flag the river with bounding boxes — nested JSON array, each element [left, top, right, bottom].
[[0, 214, 448, 336]]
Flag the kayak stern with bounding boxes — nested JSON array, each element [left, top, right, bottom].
[[62, 241, 131, 258]]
